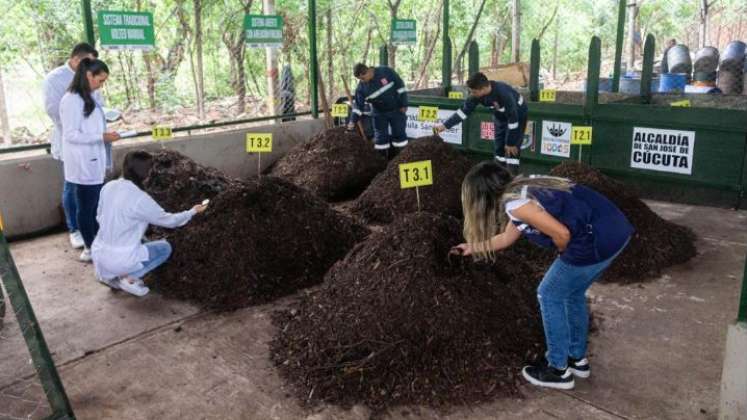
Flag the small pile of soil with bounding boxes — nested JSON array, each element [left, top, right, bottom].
[[143, 150, 234, 212], [271, 212, 544, 410], [151, 176, 369, 310], [550, 161, 697, 282], [271, 127, 387, 200], [351, 137, 474, 224]]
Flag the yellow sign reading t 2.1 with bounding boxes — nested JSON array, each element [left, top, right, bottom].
[[331, 103, 349, 117], [571, 126, 593, 145], [151, 126, 173, 141], [399, 160, 433, 189], [418, 106, 439, 122], [246, 133, 273, 152], [539, 89, 557, 102]]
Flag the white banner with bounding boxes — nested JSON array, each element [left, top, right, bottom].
[[405, 107, 462, 145], [630, 127, 695, 175], [541, 120, 571, 158]]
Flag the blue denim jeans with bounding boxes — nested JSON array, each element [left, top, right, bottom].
[[63, 180, 78, 232], [74, 183, 103, 249], [128, 240, 172, 279], [538, 240, 629, 369]]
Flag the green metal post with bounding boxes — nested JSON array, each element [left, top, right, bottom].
[[0, 231, 75, 419], [379, 45, 389, 66], [468, 40, 479, 77], [640, 34, 655, 103], [529, 39, 540, 102], [739, 257, 747, 323], [442, 0, 451, 91], [81, 0, 95, 45], [611, 0, 626, 92], [308, 0, 319, 118], [585, 36, 601, 116]]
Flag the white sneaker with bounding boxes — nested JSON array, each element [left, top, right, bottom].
[[69, 231, 85, 249], [97, 276, 121, 290], [79, 248, 92, 263], [117, 277, 149, 297]]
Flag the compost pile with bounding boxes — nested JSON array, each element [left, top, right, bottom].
[[271, 212, 545, 410], [151, 176, 368, 310], [351, 137, 474, 224], [550, 161, 697, 282], [143, 150, 234, 213], [271, 127, 387, 200]]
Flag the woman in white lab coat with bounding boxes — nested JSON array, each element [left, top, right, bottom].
[[92, 151, 208, 297], [60, 58, 120, 262]]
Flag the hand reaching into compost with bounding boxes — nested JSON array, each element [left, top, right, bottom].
[[192, 203, 208, 214], [450, 243, 473, 256]]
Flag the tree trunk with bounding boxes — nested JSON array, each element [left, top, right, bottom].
[[511, 0, 521, 62], [627, 1, 638, 70], [387, 0, 402, 68], [117, 52, 133, 106], [699, 0, 709, 49], [362, 28, 373, 63], [0, 67, 11, 145], [326, 7, 334, 102], [415, 3, 442, 89], [143, 52, 157, 111], [264, 0, 279, 116], [454, 0, 488, 81], [194, 0, 206, 120], [552, 18, 559, 80]]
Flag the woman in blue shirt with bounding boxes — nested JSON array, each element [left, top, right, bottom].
[[453, 161, 633, 390]]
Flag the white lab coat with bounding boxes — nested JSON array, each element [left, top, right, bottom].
[[92, 179, 196, 280], [60, 92, 111, 185], [43, 63, 103, 160]]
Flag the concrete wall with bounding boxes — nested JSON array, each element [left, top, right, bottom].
[[0, 119, 324, 239]]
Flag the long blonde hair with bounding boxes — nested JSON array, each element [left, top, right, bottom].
[[461, 161, 572, 261]]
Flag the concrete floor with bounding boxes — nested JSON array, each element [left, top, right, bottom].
[[0, 201, 745, 420]]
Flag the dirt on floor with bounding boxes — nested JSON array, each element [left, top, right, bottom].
[[551, 161, 697, 283], [271, 212, 545, 412], [351, 137, 474, 224], [149, 176, 369, 310], [271, 127, 387, 201]]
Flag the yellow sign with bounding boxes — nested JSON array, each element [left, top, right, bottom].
[[151, 126, 173, 141], [539, 89, 557, 103], [671, 100, 691, 107], [448, 91, 464, 99], [246, 133, 273, 153], [399, 160, 433, 189], [0, 211, 4, 233], [418, 106, 439, 122], [571, 126, 593, 145], [331, 103, 349, 117]]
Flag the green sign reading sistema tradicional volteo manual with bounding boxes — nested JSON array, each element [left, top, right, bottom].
[[244, 14, 284, 48], [391, 19, 416, 46], [97, 11, 155, 50]]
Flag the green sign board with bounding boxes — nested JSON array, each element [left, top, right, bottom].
[[244, 14, 284, 48], [97, 11, 155, 50], [391, 19, 416, 46]]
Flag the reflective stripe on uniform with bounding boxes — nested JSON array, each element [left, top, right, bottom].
[[352, 108, 363, 115], [495, 156, 507, 162], [366, 82, 394, 100], [506, 158, 520, 165], [392, 140, 408, 148], [508, 122, 519, 130], [456, 109, 467, 119], [397, 87, 407, 94], [374, 143, 391, 150], [518, 95, 524, 105], [498, 107, 506, 113]]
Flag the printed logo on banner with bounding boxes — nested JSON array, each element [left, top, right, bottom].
[[480, 121, 494, 140], [541, 121, 571, 158], [405, 107, 461, 145], [630, 127, 695, 175]]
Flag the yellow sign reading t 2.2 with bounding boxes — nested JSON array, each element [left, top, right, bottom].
[[246, 133, 273, 153], [399, 160, 433, 189], [448, 91, 464, 99], [418, 106, 439, 122]]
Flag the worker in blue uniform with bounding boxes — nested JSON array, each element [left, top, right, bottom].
[[453, 161, 633, 390], [435, 72, 528, 174], [347, 63, 409, 159]]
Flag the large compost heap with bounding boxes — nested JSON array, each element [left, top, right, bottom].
[[143, 151, 368, 310], [550, 161, 697, 282], [271, 212, 545, 410], [271, 127, 387, 200], [351, 137, 474, 224]]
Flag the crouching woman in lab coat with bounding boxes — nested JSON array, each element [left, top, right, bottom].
[[92, 151, 208, 296]]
